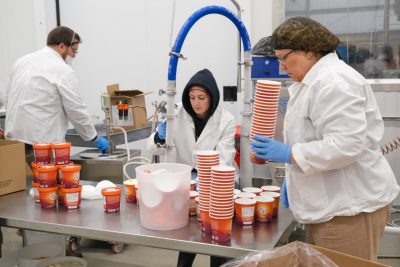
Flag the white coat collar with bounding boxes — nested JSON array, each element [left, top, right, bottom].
[[301, 52, 339, 87], [181, 106, 222, 144], [44, 46, 64, 60]]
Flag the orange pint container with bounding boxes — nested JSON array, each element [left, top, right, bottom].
[[37, 164, 58, 188], [123, 179, 137, 203], [59, 164, 81, 188], [52, 142, 71, 165], [200, 210, 211, 234], [135, 185, 139, 206], [190, 180, 196, 191], [250, 151, 266, 165], [254, 196, 274, 223], [189, 191, 199, 216], [234, 198, 256, 225], [62, 185, 82, 209], [56, 161, 74, 184], [38, 186, 57, 208], [57, 184, 64, 206], [32, 143, 52, 164], [260, 191, 281, 218], [32, 182, 40, 203], [210, 217, 233, 244], [31, 162, 40, 183], [101, 187, 121, 212]]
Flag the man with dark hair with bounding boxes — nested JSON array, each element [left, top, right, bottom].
[[5, 26, 108, 162]]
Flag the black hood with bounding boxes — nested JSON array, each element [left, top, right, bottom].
[[182, 69, 220, 121]]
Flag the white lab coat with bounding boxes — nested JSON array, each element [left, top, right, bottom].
[[5, 47, 96, 144], [147, 105, 236, 169], [285, 53, 399, 224]]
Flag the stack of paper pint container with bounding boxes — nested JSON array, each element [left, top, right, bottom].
[[250, 80, 281, 164], [196, 150, 220, 234], [209, 165, 235, 243]]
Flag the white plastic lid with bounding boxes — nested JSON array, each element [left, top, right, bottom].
[[254, 196, 275, 203], [235, 198, 256, 205]]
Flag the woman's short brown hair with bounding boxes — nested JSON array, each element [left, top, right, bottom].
[[271, 17, 340, 55]]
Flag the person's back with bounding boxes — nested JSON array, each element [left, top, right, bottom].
[[6, 47, 76, 144], [5, 25, 108, 152]]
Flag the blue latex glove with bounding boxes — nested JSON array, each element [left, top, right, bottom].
[[157, 120, 167, 140], [94, 136, 109, 150], [250, 134, 292, 163], [281, 177, 289, 208]]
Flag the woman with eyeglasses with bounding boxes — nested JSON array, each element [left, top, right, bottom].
[[250, 17, 399, 261]]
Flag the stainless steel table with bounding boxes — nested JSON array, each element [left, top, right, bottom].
[[0, 186, 295, 258]]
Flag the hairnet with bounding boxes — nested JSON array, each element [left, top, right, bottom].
[[271, 17, 340, 54]]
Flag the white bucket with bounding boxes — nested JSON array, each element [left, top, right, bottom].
[[16, 243, 63, 267], [36, 256, 87, 267], [136, 163, 191, 230]]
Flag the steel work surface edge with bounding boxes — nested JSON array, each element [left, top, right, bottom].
[[0, 183, 295, 258]]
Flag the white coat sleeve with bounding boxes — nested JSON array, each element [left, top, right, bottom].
[[216, 114, 236, 167], [58, 71, 97, 141], [292, 80, 370, 175]]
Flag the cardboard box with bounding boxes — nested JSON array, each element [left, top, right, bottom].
[[234, 241, 389, 267], [312, 244, 389, 267], [0, 140, 26, 196], [106, 84, 148, 132]]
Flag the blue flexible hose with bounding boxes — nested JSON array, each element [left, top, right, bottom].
[[168, 5, 251, 81]]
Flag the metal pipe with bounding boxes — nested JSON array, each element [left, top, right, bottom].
[[166, 5, 252, 173], [55, 0, 61, 26], [383, 0, 390, 43], [239, 51, 253, 189], [230, 0, 242, 93]]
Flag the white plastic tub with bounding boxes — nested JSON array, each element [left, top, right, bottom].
[[16, 243, 63, 267], [136, 163, 191, 230]]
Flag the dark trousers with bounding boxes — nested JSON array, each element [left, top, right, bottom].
[[177, 252, 229, 267], [25, 144, 35, 164]]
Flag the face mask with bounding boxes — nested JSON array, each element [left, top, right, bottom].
[[65, 55, 74, 66], [65, 31, 76, 66]]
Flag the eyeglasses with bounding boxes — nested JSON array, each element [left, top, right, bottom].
[[70, 44, 79, 54], [277, 50, 295, 63], [69, 32, 79, 54]]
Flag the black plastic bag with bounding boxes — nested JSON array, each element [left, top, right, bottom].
[[252, 36, 275, 57]]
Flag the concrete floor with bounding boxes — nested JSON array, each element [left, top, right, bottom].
[[0, 227, 211, 267], [1, 209, 399, 267]]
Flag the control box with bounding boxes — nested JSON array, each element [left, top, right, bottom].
[[251, 56, 289, 79]]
